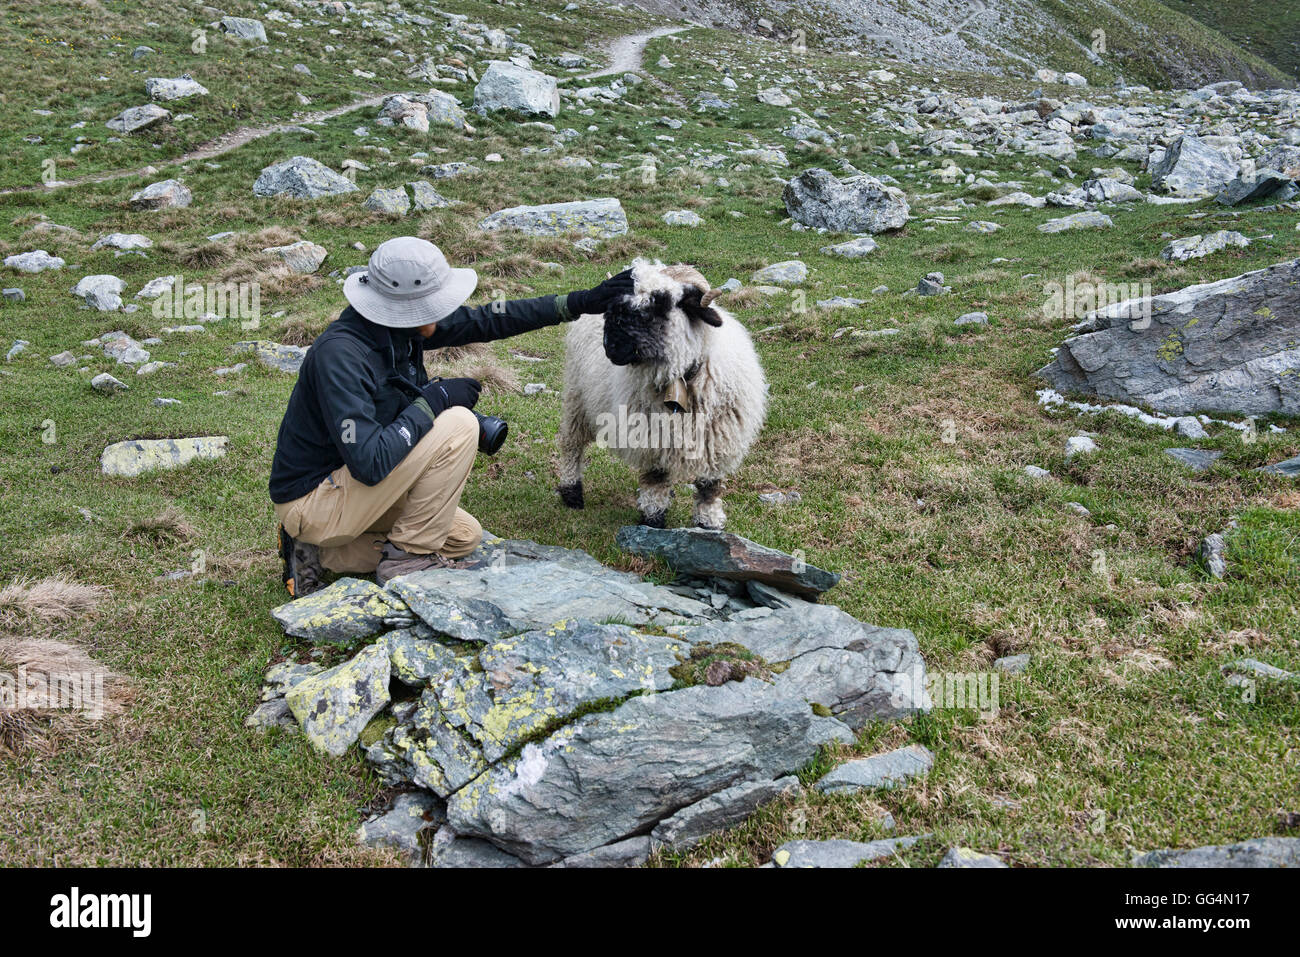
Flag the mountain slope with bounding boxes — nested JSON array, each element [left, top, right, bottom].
[[626, 0, 1292, 89]]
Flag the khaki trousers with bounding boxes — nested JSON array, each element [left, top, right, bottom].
[[274, 405, 483, 573]]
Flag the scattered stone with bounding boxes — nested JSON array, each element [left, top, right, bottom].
[[106, 104, 171, 134], [662, 209, 703, 227], [954, 311, 988, 326], [820, 237, 878, 258], [145, 75, 209, 101], [751, 261, 807, 285], [253, 156, 359, 199], [1164, 448, 1223, 472], [1161, 230, 1250, 262], [6, 250, 65, 273], [357, 791, 440, 861], [1065, 435, 1097, 459], [232, 340, 308, 374], [994, 654, 1030, 673], [262, 240, 327, 274], [1136, 837, 1300, 868], [1257, 454, 1300, 478], [408, 180, 453, 211], [72, 275, 126, 311], [1199, 533, 1228, 579], [770, 836, 923, 868], [1150, 134, 1237, 197], [1037, 210, 1113, 233], [784, 168, 909, 233], [100, 436, 228, 477], [91, 372, 127, 394], [478, 198, 627, 238], [938, 847, 1007, 868], [473, 61, 560, 117], [92, 233, 152, 252], [815, 744, 934, 793], [129, 179, 192, 211], [219, 15, 267, 43]]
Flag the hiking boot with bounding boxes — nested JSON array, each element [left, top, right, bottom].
[[278, 524, 324, 598], [375, 541, 459, 585]]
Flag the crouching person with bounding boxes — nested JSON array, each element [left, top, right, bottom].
[[269, 236, 632, 596]]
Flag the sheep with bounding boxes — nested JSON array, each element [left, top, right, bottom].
[[557, 260, 768, 529]]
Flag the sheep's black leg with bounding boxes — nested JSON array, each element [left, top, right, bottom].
[[638, 469, 673, 528], [557, 481, 584, 509], [692, 478, 726, 530]]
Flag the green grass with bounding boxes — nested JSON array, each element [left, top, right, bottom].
[[0, 1, 1298, 867]]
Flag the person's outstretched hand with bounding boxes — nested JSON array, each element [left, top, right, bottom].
[[420, 376, 481, 416], [566, 268, 635, 318]]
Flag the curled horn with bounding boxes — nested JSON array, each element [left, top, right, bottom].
[[700, 288, 721, 307]]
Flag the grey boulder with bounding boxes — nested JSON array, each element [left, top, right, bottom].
[[1136, 837, 1300, 868], [254, 156, 359, 199], [784, 168, 909, 234], [473, 61, 560, 117], [1037, 258, 1300, 417]]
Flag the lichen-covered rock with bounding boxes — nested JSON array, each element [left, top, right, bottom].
[[821, 237, 878, 258], [783, 168, 909, 233], [357, 791, 441, 861], [751, 260, 807, 285], [1037, 258, 1300, 417], [106, 104, 171, 134], [253, 156, 359, 199], [407, 180, 453, 211], [938, 847, 1007, 868], [384, 629, 463, 687], [1135, 837, 1300, 868], [439, 620, 687, 761], [683, 601, 927, 725], [145, 75, 209, 101], [1160, 230, 1250, 262], [286, 643, 391, 757], [615, 525, 839, 597], [363, 187, 411, 216], [271, 577, 403, 644], [129, 179, 192, 211], [447, 681, 831, 864], [219, 15, 267, 42], [473, 61, 560, 117], [232, 340, 308, 374], [262, 240, 327, 274], [100, 436, 227, 477], [479, 198, 628, 238], [386, 557, 708, 635]]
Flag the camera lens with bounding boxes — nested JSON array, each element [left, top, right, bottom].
[[475, 412, 508, 456]]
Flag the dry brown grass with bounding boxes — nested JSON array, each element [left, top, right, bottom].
[[0, 576, 107, 632], [122, 506, 197, 544]]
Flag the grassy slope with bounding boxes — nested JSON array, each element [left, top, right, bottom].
[[1165, 0, 1300, 81], [0, 2, 1297, 866]]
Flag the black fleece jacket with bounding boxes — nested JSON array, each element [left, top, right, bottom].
[[269, 293, 571, 504]]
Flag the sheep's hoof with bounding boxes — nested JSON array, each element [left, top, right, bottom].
[[557, 482, 584, 509], [639, 510, 667, 529]]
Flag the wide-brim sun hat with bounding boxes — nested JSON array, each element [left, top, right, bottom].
[[343, 236, 478, 328]]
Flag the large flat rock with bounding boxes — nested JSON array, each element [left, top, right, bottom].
[[1037, 258, 1300, 417]]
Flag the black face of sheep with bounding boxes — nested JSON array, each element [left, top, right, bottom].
[[602, 286, 723, 366]]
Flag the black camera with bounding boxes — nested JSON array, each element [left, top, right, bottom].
[[475, 412, 508, 455]]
